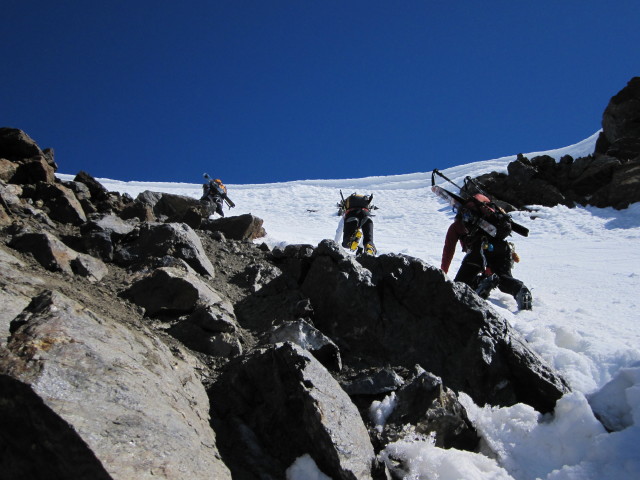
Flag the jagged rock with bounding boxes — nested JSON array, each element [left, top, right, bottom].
[[70, 253, 109, 282], [569, 155, 620, 195], [165, 295, 242, 357], [341, 367, 405, 396], [62, 179, 97, 214], [380, 369, 478, 451], [300, 241, 570, 413], [210, 342, 376, 480], [267, 319, 342, 372], [122, 266, 225, 316], [590, 158, 640, 209], [74, 170, 110, 202], [0, 290, 232, 480], [0, 158, 17, 182], [8, 231, 107, 282], [119, 199, 156, 222], [13, 155, 57, 185], [244, 262, 283, 292], [0, 127, 43, 161], [135, 190, 202, 222], [32, 182, 87, 225], [201, 213, 266, 240], [0, 246, 44, 348], [189, 302, 238, 333], [599, 77, 640, 160], [82, 213, 137, 237], [115, 222, 215, 276]]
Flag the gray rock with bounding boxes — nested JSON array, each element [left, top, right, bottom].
[[211, 342, 375, 480], [268, 319, 342, 372], [0, 246, 44, 348], [122, 266, 224, 316], [33, 182, 87, 225], [116, 222, 215, 277], [135, 190, 201, 222], [9, 231, 107, 282], [0, 128, 44, 161], [381, 369, 478, 451], [301, 242, 570, 413], [0, 290, 231, 480], [341, 367, 404, 396], [201, 214, 266, 240]]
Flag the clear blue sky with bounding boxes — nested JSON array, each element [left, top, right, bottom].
[[3, 1, 639, 184]]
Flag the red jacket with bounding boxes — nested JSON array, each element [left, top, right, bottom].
[[441, 218, 468, 274]]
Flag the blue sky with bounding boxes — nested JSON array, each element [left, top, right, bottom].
[[3, 1, 639, 184]]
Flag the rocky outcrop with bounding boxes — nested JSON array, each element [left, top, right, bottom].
[[115, 222, 216, 277], [469, 77, 640, 210], [596, 77, 640, 161], [210, 342, 377, 480], [294, 241, 570, 413], [0, 290, 232, 480]]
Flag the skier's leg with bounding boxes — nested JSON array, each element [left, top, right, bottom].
[[215, 198, 225, 217], [454, 248, 485, 286], [342, 216, 359, 248]]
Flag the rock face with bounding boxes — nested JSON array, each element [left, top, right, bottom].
[[0, 126, 587, 479], [210, 343, 376, 480], [297, 241, 569, 413], [1, 290, 231, 480], [470, 77, 640, 210]]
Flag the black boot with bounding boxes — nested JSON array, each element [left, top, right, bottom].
[[515, 286, 533, 310], [475, 274, 499, 299]]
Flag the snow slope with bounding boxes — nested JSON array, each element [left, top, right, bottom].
[[59, 130, 640, 479]]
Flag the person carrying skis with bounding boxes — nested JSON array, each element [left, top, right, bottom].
[[339, 192, 377, 255], [201, 176, 228, 217], [440, 193, 533, 310]]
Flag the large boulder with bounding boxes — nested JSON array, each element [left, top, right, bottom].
[[0, 127, 43, 161], [0, 246, 45, 348], [9, 231, 107, 282], [0, 290, 232, 480], [300, 241, 570, 413], [598, 77, 640, 160], [201, 214, 266, 241], [210, 342, 376, 480], [32, 182, 87, 225], [122, 265, 226, 317], [115, 222, 215, 277], [135, 190, 202, 222], [378, 369, 478, 451], [590, 158, 640, 209]]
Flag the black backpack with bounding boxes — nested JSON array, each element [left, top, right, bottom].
[[345, 193, 371, 210]]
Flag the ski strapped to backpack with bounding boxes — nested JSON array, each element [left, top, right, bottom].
[[431, 169, 529, 238], [203, 173, 236, 208]]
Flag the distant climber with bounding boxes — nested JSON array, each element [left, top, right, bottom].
[[201, 173, 235, 217], [337, 191, 377, 255], [440, 193, 533, 310]]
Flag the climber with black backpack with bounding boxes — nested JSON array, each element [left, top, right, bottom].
[[200, 174, 234, 217], [433, 170, 532, 310], [337, 191, 377, 255]]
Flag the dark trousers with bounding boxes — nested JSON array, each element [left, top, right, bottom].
[[342, 211, 373, 246], [454, 240, 524, 297], [203, 196, 225, 217]]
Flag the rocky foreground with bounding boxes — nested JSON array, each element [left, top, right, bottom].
[[0, 127, 570, 480]]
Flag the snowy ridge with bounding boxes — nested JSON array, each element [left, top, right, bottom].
[[57, 131, 640, 479]]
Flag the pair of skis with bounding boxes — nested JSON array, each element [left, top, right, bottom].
[[431, 169, 529, 238], [203, 173, 235, 208]]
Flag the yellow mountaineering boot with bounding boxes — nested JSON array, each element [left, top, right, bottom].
[[365, 243, 377, 255], [349, 230, 362, 251]]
